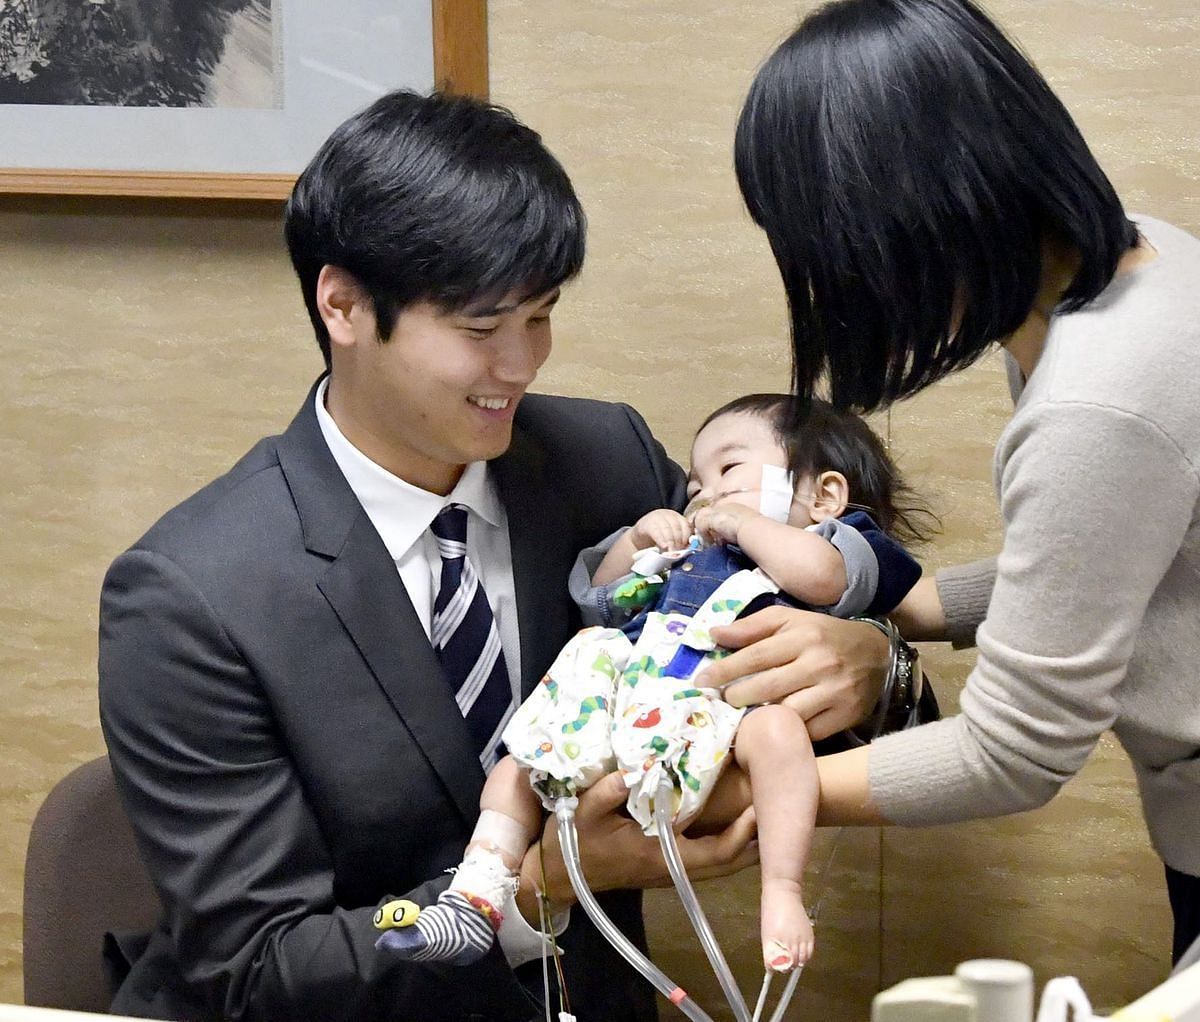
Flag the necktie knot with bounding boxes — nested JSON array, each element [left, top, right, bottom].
[[432, 503, 469, 553]]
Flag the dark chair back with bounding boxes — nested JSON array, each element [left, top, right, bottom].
[[23, 756, 159, 1011]]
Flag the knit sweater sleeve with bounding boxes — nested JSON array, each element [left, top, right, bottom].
[[935, 557, 997, 648], [870, 400, 1199, 825]]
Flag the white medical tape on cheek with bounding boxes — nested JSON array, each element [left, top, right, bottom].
[[758, 464, 795, 523]]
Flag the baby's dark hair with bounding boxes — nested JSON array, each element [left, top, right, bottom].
[[699, 393, 938, 544]]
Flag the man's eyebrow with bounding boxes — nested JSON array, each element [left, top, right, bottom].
[[461, 289, 561, 318]]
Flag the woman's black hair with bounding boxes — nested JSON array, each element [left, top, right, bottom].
[[284, 90, 586, 366], [700, 393, 938, 544], [734, 0, 1137, 413]]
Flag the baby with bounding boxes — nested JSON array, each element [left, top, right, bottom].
[[375, 393, 930, 975]]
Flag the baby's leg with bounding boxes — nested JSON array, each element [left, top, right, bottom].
[[377, 755, 542, 965], [686, 762, 752, 835], [733, 704, 818, 972]]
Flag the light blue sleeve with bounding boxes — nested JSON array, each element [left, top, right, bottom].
[[568, 526, 638, 628]]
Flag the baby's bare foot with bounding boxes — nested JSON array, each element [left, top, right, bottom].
[[760, 878, 814, 972]]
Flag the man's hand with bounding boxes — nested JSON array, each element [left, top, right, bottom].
[[518, 772, 758, 919], [628, 509, 693, 553], [696, 607, 888, 741]]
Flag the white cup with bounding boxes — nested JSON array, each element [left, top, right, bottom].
[[955, 959, 1034, 1022]]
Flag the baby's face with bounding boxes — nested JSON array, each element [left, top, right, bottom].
[[687, 411, 798, 519]]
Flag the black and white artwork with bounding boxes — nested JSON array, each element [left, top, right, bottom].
[[0, 0, 432, 186], [0, 0, 280, 108]]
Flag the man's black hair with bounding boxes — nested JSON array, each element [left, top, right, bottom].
[[734, 0, 1137, 413], [284, 90, 586, 365], [700, 393, 937, 543]]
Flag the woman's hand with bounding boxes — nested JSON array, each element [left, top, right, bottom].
[[518, 772, 758, 918], [696, 607, 889, 741]]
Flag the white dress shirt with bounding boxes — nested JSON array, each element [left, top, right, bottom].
[[314, 380, 522, 704], [314, 380, 564, 967]]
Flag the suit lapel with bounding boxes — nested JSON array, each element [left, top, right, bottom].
[[493, 422, 574, 700], [277, 381, 483, 825]]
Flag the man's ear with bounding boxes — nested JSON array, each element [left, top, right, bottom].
[[315, 265, 370, 352], [808, 470, 850, 522]]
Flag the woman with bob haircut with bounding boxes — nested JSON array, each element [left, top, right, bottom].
[[697, 0, 1200, 964]]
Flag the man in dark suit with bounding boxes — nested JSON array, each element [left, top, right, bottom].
[[98, 90, 757, 1021]]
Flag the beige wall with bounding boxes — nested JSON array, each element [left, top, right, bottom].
[[1, 1, 1196, 1016]]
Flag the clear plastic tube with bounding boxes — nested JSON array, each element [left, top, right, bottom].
[[537, 887, 553, 1022], [653, 780, 752, 1022], [751, 966, 804, 1022], [752, 973, 771, 1022], [552, 799, 715, 1022], [768, 969, 802, 1022]]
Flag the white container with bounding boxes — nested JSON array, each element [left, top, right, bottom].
[[955, 959, 1034, 1022], [872, 976, 978, 1021]]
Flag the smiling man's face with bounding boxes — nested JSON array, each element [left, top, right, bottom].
[[327, 287, 559, 494]]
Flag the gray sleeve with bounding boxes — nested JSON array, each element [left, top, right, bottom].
[[805, 519, 878, 618], [1003, 350, 1026, 403], [568, 526, 638, 628], [870, 401, 1199, 827], [935, 557, 997, 648]]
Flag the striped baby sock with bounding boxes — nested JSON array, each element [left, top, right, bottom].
[[375, 889, 497, 965], [375, 846, 517, 966]]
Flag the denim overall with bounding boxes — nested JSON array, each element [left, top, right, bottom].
[[621, 544, 795, 643]]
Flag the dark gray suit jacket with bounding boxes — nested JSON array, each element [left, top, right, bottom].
[[99, 382, 686, 1022]]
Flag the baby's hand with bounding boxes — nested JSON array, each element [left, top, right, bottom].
[[629, 509, 692, 552], [691, 502, 758, 546]]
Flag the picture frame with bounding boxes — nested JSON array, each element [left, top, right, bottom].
[[0, 0, 488, 200]]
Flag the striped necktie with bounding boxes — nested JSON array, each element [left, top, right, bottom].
[[430, 503, 514, 771]]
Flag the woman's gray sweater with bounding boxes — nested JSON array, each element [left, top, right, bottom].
[[869, 216, 1200, 875]]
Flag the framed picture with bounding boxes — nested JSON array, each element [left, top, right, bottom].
[[0, 0, 487, 199]]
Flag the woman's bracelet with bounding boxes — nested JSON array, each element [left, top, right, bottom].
[[852, 615, 923, 724]]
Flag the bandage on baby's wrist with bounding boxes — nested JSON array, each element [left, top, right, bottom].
[[469, 809, 533, 870]]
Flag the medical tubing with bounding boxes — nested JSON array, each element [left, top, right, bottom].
[[653, 781, 752, 1022], [749, 966, 805, 1022], [767, 968, 803, 1022], [552, 799, 715, 1022], [751, 973, 772, 1022], [537, 887, 553, 1022]]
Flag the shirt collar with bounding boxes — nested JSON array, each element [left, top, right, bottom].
[[314, 378, 503, 560]]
